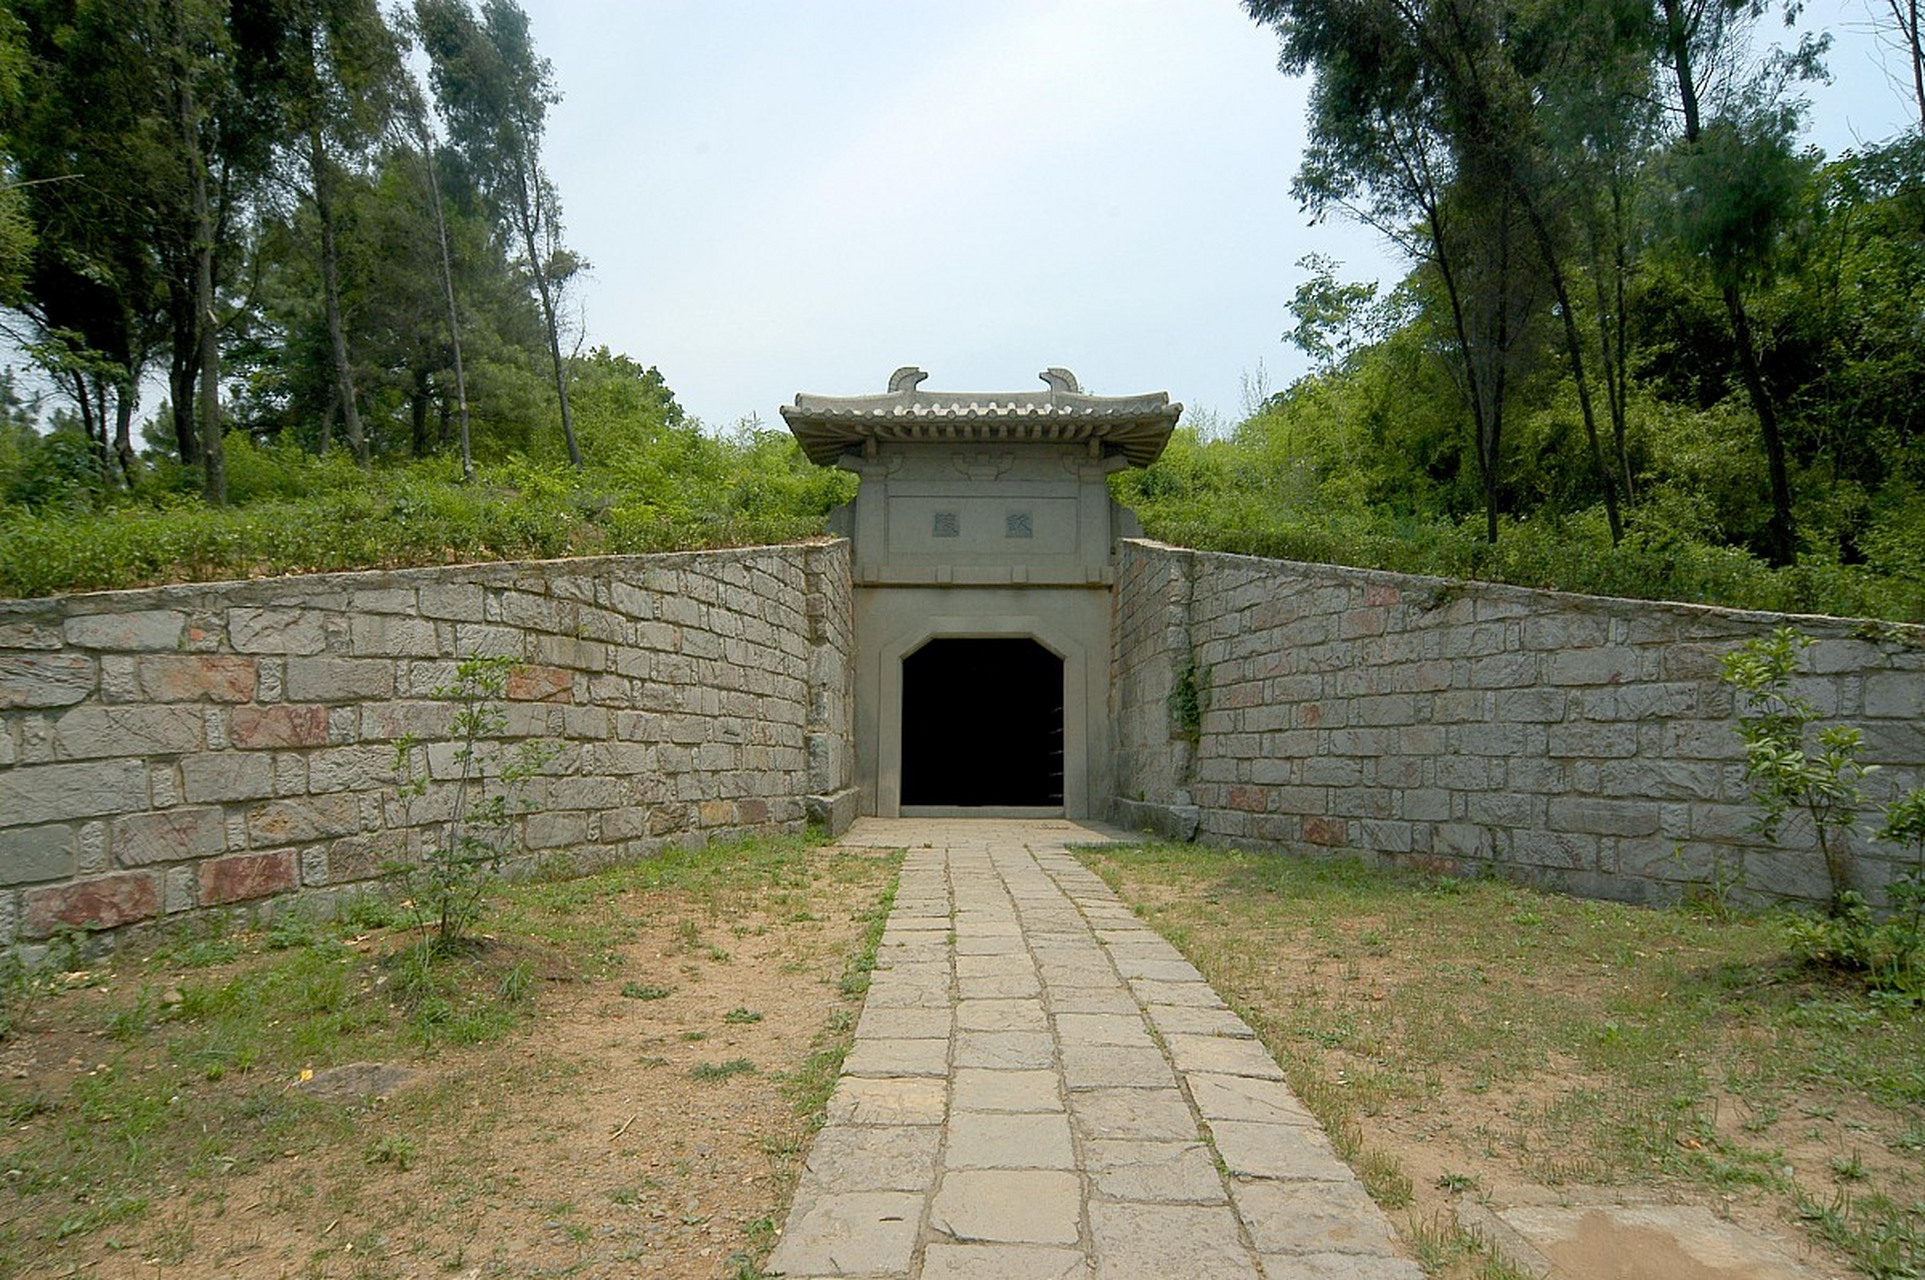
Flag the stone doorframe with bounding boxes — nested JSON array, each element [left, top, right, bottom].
[[866, 611, 1090, 818]]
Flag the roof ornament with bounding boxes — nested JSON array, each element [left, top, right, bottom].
[[888, 366, 929, 394], [1038, 367, 1081, 395]]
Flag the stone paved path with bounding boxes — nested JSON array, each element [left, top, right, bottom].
[[766, 818, 1423, 1280]]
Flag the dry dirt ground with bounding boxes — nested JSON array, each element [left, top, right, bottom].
[[1081, 847, 1920, 1280], [1, 843, 898, 1280]]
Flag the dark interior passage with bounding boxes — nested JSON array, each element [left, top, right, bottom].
[[901, 638, 1065, 807]]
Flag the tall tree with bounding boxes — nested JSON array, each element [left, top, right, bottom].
[[415, 0, 581, 468], [1654, 0, 1818, 566], [268, 0, 405, 465], [1248, 0, 1545, 542]]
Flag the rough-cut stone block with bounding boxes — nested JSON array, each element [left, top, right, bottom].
[[285, 658, 392, 702], [229, 704, 330, 748], [53, 705, 203, 759], [506, 664, 572, 702], [179, 751, 275, 804], [1548, 796, 1660, 838], [0, 759, 148, 825], [23, 871, 158, 936], [227, 607, 330, 654], [349, 613, 439, 657], [115, 807, 226, 867], [0, 654, 95, 709], [137, 655, 256, 702], [0, 825, 74, 885], [199, 851, 296, 905], [64, 610, 185, 651], [246, 796, 362, 847], [418, 583, 483, 621]]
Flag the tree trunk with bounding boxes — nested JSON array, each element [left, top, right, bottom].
[[411, 366, 431, 457], [1725, 282, 1797, 565], [512, 164, 579, 469], [416, 125, 472, 478], [113, 378, 137, 479], [175, 0, 222, 505], [523, 222, 580, 469], [1660, 0, 1793, 565], [311, 123, 368, 465], [1523, 197, 1622, 543]]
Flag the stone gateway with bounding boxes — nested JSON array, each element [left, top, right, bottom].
[[782, 367, 1181, 820]]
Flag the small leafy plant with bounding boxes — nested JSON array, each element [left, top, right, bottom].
[[1720, 628, 1874, 913], [392, 655, 557, 955]]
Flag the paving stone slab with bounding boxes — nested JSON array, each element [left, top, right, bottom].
[[1257, 1254, 1426, 1280], [802, 1125, 943, 1192], [929, 1170, 1082, 1245], [1188, 1072, 1319, 1127], [957, 972, 1042, 999], [1129, 978, 1227, 1008], [955, 999, 1048, 1032], [826, 1076, 948, 1127], [953, 1029, 1056, 1069], [1210, 1118, 1351, 1181], [765, 1189, 922, 1277], [1053, 1012, 1156, 1046], [842, 1036, 950, 1078], [1087, 1201, 1260, 1280], [1142, 1004, 1257, 1039], [1069, 1087, 1200, 1141], [1231, 1179, 1399, 1257], [1165, 1033, 1287, 1080], [855, 1005, 953, 1041], [944, 1110, 1075, 1169], [956, 952, 1036, 978], [1061, 1042, 1178, 1090], [1085, 1138, 1227, 1203], [1044, 986, 1141, 1015], [1111, 956, 1206, 983], [920, 1243, 1087, 1280], [951, 1068, 1061, 1113]]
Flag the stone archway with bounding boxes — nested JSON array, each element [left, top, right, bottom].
[[900, 637, 1065, 810]]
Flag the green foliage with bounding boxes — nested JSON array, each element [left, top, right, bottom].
[[0, 410, 852, 596], [1720, 628, 1874, 911], [1167, 653, 1208, 744], [391, 655, 555, 954]]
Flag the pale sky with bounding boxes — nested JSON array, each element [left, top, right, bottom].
[[521, 1, 1919, 434]]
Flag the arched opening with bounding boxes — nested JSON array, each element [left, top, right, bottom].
[[900, 638, 1065, 809]]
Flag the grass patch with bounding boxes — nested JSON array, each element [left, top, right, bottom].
[[1080, 840, 1925, 1280], [0, 831, 898, 1277]]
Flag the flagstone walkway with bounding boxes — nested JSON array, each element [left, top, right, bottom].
[[766, 818, 1423, 1280]]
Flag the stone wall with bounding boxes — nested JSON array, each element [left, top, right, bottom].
[[0, 541, 854, 950], [1110, 540, 1925, 908]]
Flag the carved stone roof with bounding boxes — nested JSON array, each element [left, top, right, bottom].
[[781, 367, 1182, 468]]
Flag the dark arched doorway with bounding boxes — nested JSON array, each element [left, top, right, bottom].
[[900, 638, 1065, 808]]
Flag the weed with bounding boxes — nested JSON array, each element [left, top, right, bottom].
[[620, 982, 669, 1000], [365, 1134, 417, 1171], [390, 655, 557, 955], [723, 1007, 763, 1025], [690, 1058, 756, 1081], [1722, 628, 1873, 911]]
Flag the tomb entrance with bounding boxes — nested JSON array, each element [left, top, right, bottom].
[[783, 367, 1179, 818]]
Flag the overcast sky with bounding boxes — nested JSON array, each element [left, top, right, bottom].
[[519, 1, 1909, 433]]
